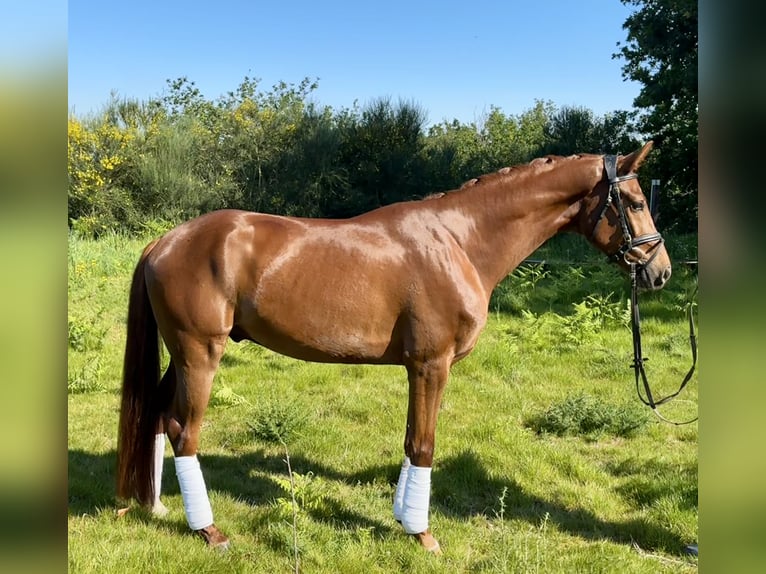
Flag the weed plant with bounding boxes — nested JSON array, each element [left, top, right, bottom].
[[527, 393, 651, 438]]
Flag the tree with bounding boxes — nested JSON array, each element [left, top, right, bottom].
[[332, 98, 428, 217], [615, 0, 698, 233], [543, 106, 641, 156], [543, 106, 598, 156], [273, 104, 348, 217], [423, 119, 483, 193], [422, 101, 553, 194]]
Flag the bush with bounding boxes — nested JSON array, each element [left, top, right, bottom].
[[527, 393, 650, 438]]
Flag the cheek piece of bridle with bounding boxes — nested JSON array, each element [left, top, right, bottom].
[[593, 155, 698, 425]]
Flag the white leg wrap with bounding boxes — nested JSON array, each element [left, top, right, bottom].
[[400, 465, 431, 534], [393, 456, 411, 521], [151, 434, 169, 516], [174, 455, 214, 530]]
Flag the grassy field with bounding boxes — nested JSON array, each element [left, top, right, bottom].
[[68, 232, 698, 573]]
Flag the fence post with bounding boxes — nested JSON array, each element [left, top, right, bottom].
[[650, 179, 660, 220]]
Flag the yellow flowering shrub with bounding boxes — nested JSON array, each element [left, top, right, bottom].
[[68, 116, 137, 235]]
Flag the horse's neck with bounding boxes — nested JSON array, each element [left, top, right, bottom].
[[442, 161, 598, 294]]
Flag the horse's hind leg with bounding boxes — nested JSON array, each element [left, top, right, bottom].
[[163, 333, 229, 549], [150, 364, 177, 517], [151, 428, 169, 516]]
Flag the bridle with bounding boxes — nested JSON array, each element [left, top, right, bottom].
[[591, 154, 664, 269], [591, 155, 698, 425]]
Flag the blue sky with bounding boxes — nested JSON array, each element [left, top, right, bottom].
[[68, 0, 641, 126]]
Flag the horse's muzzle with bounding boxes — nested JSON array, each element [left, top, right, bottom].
[[641, 264, 672, 291]]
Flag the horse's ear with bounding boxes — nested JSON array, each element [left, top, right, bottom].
[[618, 141, 654, 175]]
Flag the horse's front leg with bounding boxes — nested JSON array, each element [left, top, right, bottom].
[[395, 356, 450, 554]]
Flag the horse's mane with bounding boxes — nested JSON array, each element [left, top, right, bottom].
[[458, 153, 586, 190], [416, 153, 595, 202]]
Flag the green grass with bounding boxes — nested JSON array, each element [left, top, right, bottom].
[[68, 232, 698, 573]]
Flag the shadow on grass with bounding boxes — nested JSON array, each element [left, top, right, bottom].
[[68, 447, 690, 554], [68, 447, 394, 538], [68, 449, 118, 515], [606, 456, 698, 510], [430, 450, 691, 554]]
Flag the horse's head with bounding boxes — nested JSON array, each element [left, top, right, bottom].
[[582, 141, 672, 290]]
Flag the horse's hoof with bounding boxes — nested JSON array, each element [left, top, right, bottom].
[[413, 530, 442, 554], [151, 501, 169, 518], [195, 524, 230, 550]]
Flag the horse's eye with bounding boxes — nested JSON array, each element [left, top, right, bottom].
[[630, 201, 645, 212]]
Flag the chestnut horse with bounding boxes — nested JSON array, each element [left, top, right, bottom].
[[117, 142, 670, 552]]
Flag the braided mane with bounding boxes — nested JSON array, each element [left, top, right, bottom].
[[458, 154, 586, 190]]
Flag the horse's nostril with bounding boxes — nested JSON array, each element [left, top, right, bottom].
[[654, 266, 671, 287]]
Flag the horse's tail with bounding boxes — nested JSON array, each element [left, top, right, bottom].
[[116, 239, 162, 505]]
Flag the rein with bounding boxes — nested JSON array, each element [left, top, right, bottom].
[[630, 263, 698, 425], [597, 155, 698, 425]]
